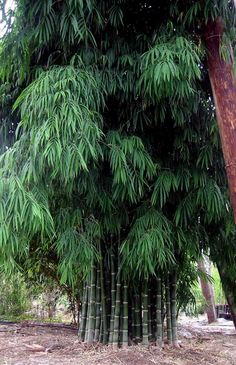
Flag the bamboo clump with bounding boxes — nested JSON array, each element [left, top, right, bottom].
[[78, 250, 178, 347]]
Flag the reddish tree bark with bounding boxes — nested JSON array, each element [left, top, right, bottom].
[[205, 18, 236, 222]]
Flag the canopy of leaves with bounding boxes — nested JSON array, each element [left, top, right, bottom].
[[0, 0, 235, 290]]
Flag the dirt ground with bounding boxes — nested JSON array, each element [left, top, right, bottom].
[[0, 319, 235, 365]]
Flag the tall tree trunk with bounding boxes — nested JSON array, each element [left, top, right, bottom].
[[205, 18, 236, 222], [198, 258, 217, 324], [217, 264, 236, 330]]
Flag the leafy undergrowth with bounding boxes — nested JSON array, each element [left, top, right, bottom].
[[0, 314, 67, 323], [0, 322, 235, 365]]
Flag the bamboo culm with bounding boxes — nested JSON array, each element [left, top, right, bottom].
[[142, 280, 149, 346], [109, 252, 116, 344], [79, 264, 181, 348], [87, 264, 96, 343], [94, 266, 101, 342], [79, 282, 88, 342], [100, 254, 108, 344], [156, 277, 163, 347], [170, 273, 178, 347], [113, 257, 121, 348], [134, 292, 141, 343], [166, 277, 172, 345], [122, 282, 128, 347]]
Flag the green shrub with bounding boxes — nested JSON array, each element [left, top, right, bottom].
[[0, 273, 30, 316]]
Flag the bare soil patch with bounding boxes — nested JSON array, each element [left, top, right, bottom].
[[0, 321, 235, 365]]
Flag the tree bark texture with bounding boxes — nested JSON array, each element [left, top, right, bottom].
[[205, 18, 236, 222], [217, 263, 236, 330]]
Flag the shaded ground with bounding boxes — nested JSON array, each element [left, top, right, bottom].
[[0, 319, 235, 365]]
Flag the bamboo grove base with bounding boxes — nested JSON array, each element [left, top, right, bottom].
[[78, 253, 178, 347]]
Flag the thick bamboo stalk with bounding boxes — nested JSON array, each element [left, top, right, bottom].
[[142, 280, 149, 346], [100, 260, 108, 344], [99, 318, 103, 343], [134, 292, 141, 343], [87, 264, 96, 343], [156, 277, 163, 347], [205, 18, 236, 222], [122, 282, 129, 347], [161, 283, 165, 341], [166, 278, 172, 344], [84, 274, 91, 343], [148, 285, 152, 341], [170, 273, 178, 347], [109, 252, 116, 344], [131, 297, 135, 342], [79, 282, 88, 342], [106, 259, 111, 329], [94, 266, 101, 342], [151, 288, 156, 341], [113, 258, 121, 348], [99, 252, 108, 344]]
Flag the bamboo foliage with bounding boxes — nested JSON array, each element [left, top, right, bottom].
[[0, 0, 235, 349]]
